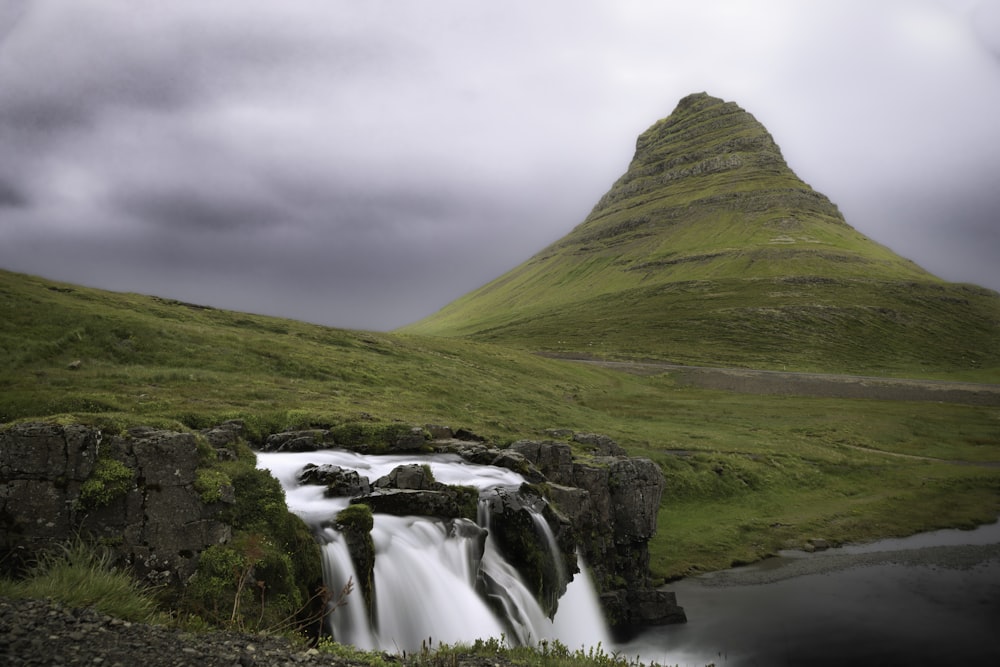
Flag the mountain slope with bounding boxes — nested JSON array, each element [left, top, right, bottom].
[[402, 93, 1000, 378]]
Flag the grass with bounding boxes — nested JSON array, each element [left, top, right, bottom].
[[319, 635, 659, 667], [0, 538, 164, 623], [576, 377, 1000, 578]]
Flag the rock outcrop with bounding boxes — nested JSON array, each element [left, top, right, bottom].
[[0, 422, 230, 586], [506, 438, 683, 627], [479, 484, 575, 619], [0, 420, 323, 632], [430, 431, 686, 628], [351, 463, 479, 520]]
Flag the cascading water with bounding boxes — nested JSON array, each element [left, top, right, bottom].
[[257, 449, 611, 652]]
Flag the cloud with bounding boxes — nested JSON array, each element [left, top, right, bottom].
[[0, 179, 28, 209], [1, 0, 998, 332]]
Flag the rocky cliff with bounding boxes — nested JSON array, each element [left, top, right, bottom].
[[0, 422, 230, 585], [0, 421, 323, 631], [2, 420, 684, 633]]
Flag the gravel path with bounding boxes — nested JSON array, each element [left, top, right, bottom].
[[0, 598, 341, 667], [0, 598, 505, 667], [549, 355, 1000, 406]]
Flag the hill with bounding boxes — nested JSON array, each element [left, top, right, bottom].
[[402, 93, 1000, 380], [2, 266, 999, 580]]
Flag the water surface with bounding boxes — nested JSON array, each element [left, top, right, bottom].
[[619, 522, 1000, 666]]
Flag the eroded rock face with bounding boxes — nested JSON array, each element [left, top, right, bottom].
[[0, 423, 231, 587], [483, 437, 682, 627], [479, 485, 576, 619]]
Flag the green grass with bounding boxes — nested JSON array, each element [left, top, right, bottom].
[[599, 382, 1000, 578], [0, 538, 164, 623], [319, 635, 656, 667], [3, 267, 998, 583]]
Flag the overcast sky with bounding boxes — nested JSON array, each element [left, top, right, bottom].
[[1, 1, 998, 331]]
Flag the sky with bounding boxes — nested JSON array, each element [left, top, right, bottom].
[[1, 0, 998, 331]]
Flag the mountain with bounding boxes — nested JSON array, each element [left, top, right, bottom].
[[401, 93, 1000, 377]]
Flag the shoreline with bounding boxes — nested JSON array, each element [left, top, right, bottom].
[[691, 541, 1000, 588]]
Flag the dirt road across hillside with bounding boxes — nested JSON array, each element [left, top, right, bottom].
[[546, 355, 1000, 406]]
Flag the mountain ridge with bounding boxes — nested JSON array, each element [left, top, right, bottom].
[[401, 93, 999, 378]]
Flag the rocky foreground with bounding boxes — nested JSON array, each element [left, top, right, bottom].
[[0, 597, 515, 667]]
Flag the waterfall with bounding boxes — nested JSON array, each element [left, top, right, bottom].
[[257, 450, 612, 652], [318, 527, 377, 649]]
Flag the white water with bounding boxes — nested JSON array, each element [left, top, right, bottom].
[[257, 450, 611, 652]]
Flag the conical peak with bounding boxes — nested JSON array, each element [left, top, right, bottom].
[[582, 92, 827, 229], [633, 93, 780, 167]]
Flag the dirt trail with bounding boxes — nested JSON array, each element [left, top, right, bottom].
[[549, 356, 1000, 406]]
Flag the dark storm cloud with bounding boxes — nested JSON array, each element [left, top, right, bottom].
[[1, 0, 998, 330], [113, 187, 287, 233], [0, 179, 28, 209]]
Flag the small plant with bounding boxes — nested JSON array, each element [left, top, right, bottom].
[[316, 634, 394, 667], [77, 458, 132, 509], [194, 468, 232, 503]]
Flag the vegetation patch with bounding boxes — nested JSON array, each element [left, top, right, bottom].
[[194, 468, 232, 504], [77, 458, 132, 510], [0, 538, 162, 623]]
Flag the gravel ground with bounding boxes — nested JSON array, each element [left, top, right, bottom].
[[0, 598, 507, 667]]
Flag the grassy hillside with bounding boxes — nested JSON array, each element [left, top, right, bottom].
[[402, 94, 1000, 380], [2, 267, 998, 579]]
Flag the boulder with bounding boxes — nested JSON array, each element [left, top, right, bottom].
[[424, 424, 454, 440], [572, 432, 628, 457], [199, 420, 246, 448], [602, 589, 687, 628], [297, 464, 371, 497], [393, 427, 427, 451], [262, 430, 330, 452], [373, 463, 437, 490], [509, 440, 575, 485]]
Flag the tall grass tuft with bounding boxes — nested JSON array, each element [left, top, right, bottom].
[[0, 537, 163, 624]]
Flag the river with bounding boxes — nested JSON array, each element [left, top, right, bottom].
[[619, 521, 1000, 666]]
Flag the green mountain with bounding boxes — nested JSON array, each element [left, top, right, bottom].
[[402, 93, 1000, 378]]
